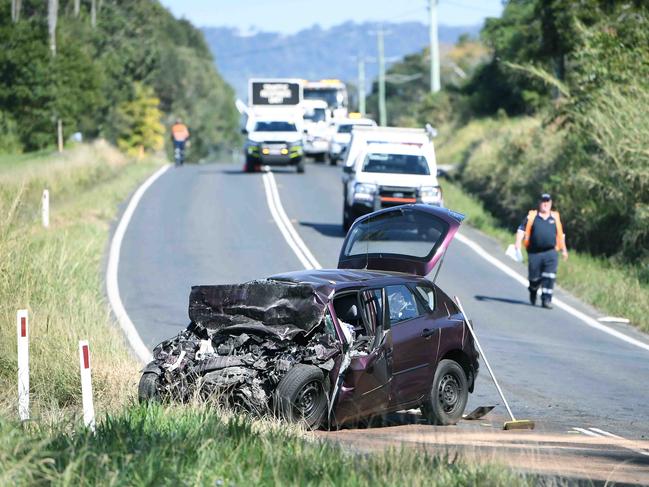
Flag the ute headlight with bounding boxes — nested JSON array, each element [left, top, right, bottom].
[[419, 186, 442, 204], [354, 182, 378, 202]]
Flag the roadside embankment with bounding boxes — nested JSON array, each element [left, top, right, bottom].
[[0, 142, 162, 420], [436, 117, 649, 334]]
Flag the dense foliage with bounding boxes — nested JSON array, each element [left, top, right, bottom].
[[0, 0, 239, 160], [369, 1, 649, 269]]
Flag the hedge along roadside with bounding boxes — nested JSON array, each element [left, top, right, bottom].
[[436, 119, 649, 335], [0, 142, 163, 420]]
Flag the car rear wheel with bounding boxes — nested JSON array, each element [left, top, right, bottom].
[[275, 364, 327, 429], [421, 359, 468, 425]]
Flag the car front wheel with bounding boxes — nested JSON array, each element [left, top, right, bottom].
[[421, 359, 468, 425], [274, 364, 328, 429]]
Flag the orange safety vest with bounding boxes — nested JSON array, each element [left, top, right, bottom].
[[523, 210, 565, 251], [171, 123, 189, 142]]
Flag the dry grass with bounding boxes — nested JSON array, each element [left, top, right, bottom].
[[0, 142, 163, 422]]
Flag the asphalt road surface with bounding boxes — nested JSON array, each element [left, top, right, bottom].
[[116, 161, 649, 482]]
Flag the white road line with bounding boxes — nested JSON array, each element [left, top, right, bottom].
[[589, 427, 623, 439], [573, 427, 649, 457], [572, 427, 602, 437], [454, 232, 649, 354], [107, 164, 170, 364], [262, 172, 322, 270]]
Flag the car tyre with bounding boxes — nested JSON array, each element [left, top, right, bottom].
[[296, 158, 305, 173], [275, 364, 328, 429], [421, 359, 468, 425], [138, 371, 162, 403], [342, 203, 352, 232], [244, 156, 256, 173]]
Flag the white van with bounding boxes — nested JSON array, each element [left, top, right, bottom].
[[342, 129, 442, 230]]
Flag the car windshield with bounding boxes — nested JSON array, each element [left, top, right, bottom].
[[304, 88, 341, 108], [362, 152, 429, 175], [338, 124, 354, 133], [254, 121, 297, 132], [305, 108, 326, 122]]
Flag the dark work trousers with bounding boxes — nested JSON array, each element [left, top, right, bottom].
[[528, 249, 559, 303]]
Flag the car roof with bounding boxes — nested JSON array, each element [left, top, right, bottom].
[[269, 268, 431, 291], [364, 142, 425, 156]]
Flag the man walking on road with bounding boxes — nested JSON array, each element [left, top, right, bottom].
[[171, 118, 190, 166], [514, 193, 568, 309]]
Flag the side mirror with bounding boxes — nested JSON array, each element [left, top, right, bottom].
[[241, 128, 248, 135], [343, 165, 354, 174]]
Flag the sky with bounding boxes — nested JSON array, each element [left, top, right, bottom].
[[159, 0, 504, 33]]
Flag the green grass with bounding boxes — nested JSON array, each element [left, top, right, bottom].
[[0, 404, 533, 486], [0, 142, 162, 420], [438, 119, 649, 334]]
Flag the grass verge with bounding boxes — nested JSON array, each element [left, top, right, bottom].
[[0, 403, 534, 486], [0, 141, 161, 420], [438, 119, 649, 334]]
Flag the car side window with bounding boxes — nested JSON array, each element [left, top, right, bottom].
[[386, 285, 419, 325], [413, 285, 435, 314]]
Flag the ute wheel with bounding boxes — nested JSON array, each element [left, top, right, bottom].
[[329, 156, 337, 166], [342, 203, 353, 232], [244, 156, 256, 173], [138, 371, 162, 403], [275, 364, 327, 429], [296, 159, 305, 174], [421, 359, 468, 425]]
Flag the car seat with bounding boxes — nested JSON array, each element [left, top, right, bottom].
[[334, 295, 364, 336]]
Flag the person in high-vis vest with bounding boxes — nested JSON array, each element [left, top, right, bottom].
[[171, 118, 190, 166], [514, 193, 568, 309]]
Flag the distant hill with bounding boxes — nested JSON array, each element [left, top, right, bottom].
[[202, 22, 481, 100]]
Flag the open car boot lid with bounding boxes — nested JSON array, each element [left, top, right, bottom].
[[337, 204, 464, 277]]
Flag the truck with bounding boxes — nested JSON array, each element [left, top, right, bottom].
[[303, 79, 349, 120], [242, 79, 306, 173]]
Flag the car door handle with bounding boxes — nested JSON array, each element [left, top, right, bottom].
[[421, 328, 435, 338]]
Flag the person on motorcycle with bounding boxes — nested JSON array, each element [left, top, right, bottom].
[[171, 118, 190, 166]]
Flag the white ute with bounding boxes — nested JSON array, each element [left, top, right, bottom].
[[342, 129, 442, 230]]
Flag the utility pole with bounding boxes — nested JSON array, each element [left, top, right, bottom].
[[377, 28, 387, 126], [11, 0, 22, 22], [357, 57, 366, 116], [429, 0, 440, 92], [48, 0, 58, 56], [74, 0, 80, 17], [91, 0, 97, 28]]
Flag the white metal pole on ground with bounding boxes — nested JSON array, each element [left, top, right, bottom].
[[78, 340, 96, 432], [454, 297, 516, 421], [17, 309, 29, 421], [42, 189, 50, 228], [57, 119, 63, 153]]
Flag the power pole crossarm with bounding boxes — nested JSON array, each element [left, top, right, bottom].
[[429, 0, 441, 93]]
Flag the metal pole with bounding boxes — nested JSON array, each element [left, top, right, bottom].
[[91, 0, 97, 28], [358, 58, 366, 117], [57, 119, 63, 153], [48, 0, 58, 56], [74, 0, 80, 16], [377, 29, 386, 126], [429, 0, 440, 93], [454, 297, 517, 421]]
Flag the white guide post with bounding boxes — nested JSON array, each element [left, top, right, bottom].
[[17, 309, 29, 421], [42, 189, 50, 228], [78, 340, 96, 432]]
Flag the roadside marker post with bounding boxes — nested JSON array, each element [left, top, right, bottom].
[[17, 309, 29, 421], [42, 189, 50, 228], [78, 340, 96, 432]]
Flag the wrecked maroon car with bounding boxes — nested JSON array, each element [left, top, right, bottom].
[[139, 204, 479, 429]]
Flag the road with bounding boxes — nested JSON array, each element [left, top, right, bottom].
[[116, 161, 649, 483]]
